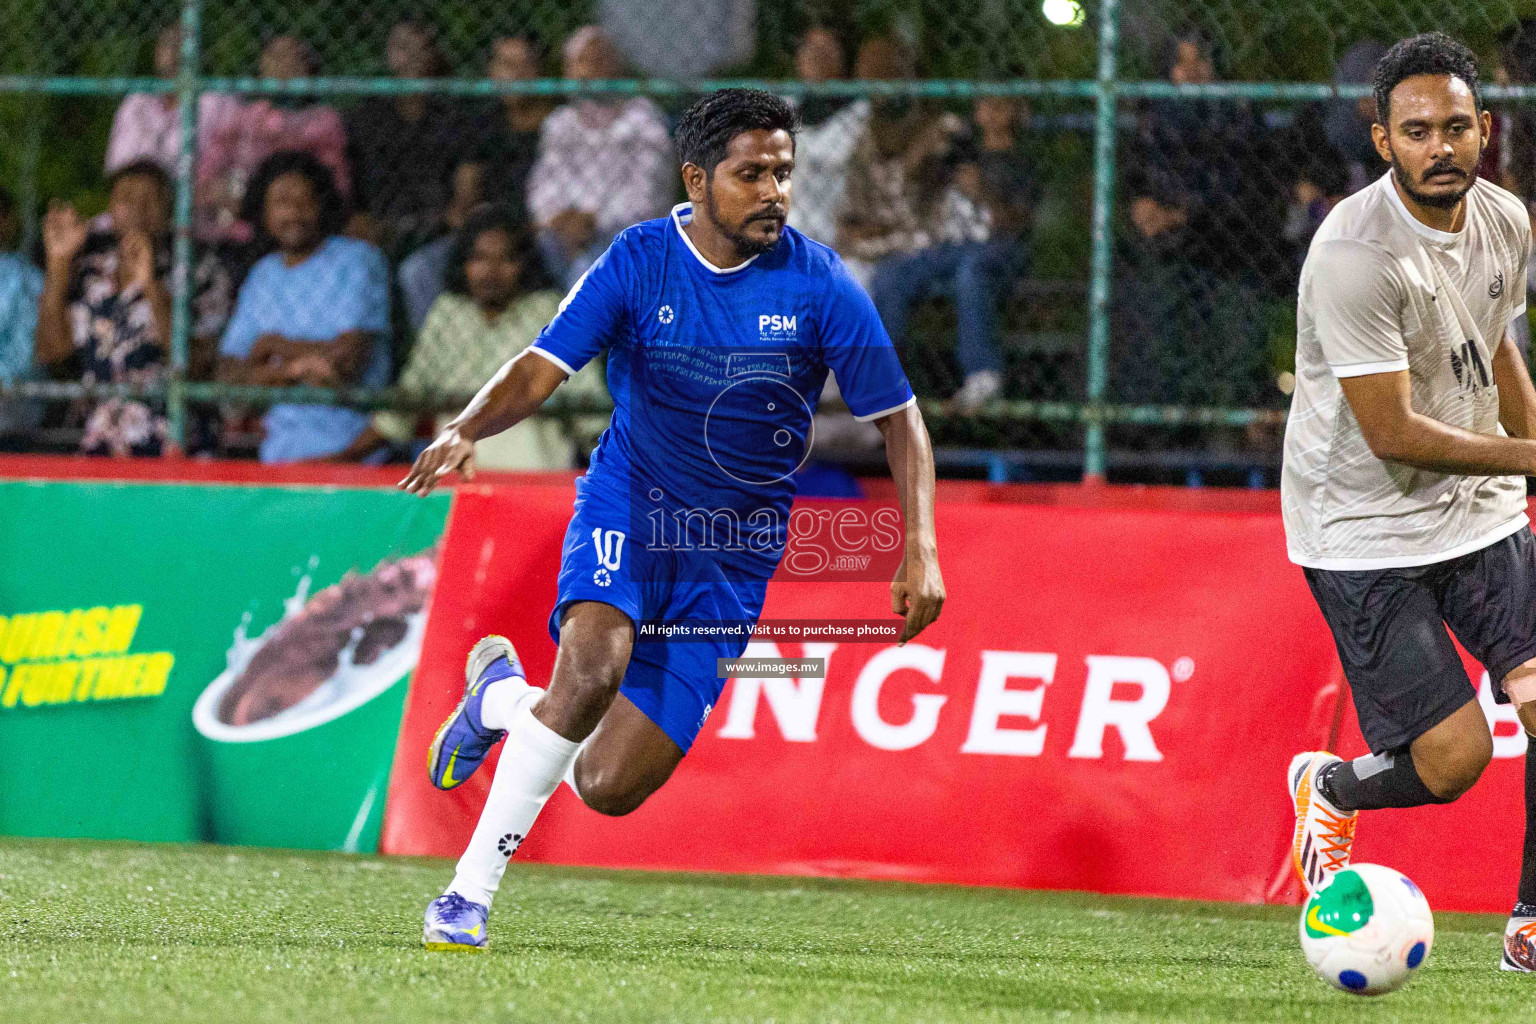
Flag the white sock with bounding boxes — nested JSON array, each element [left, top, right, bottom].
[[562, 738, 591, 800], [447, 704, 577, 908], [479, 675, 539, 731]]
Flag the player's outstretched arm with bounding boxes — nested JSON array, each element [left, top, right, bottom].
[[1340, 366, 1536, 477], [875, 402, 945, 645], [398, 350, 569, 495]]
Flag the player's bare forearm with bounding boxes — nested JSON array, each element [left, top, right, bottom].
[[448, 349, 568, 441], [399, 350, 567, 496], [1494, 331, 1536, 440], [875, 402, 945, 644], [1340, 368, 1536, 476], [875, 402, 937, 550]]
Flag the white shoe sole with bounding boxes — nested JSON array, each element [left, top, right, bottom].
[[1289, 751, 1354, 894], [1503, 919, 1536, 972]]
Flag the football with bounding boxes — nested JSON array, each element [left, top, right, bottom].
[[1300, 863, 1435, 995]]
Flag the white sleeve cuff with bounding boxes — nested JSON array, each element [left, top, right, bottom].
[[1331, 358, 1409, 378], [1512, 303, 1527, 325], [851, 395, 917, 422], [527, 346, 577, 377]]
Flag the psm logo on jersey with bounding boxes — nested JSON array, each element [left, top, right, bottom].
[[658, 304, 675, 324], [1491, 271, 1505, 299], [758, 313, 797, 339]]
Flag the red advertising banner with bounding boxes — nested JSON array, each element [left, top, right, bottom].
[[385, 480, 1483, 907], [0, 454, 1513, 912]]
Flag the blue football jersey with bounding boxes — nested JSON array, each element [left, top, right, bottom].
[[531, 203, 914, 577]]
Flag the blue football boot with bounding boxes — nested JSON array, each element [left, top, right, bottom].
[[427, 634, 529, 791], [423, 892, 490, 952]]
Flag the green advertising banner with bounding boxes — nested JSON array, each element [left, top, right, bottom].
[[0, 480, 449, 852]]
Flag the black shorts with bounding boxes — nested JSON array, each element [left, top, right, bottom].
[[1304, 528, 1536, 754]]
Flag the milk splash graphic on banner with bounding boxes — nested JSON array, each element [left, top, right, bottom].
[[194, 550, 437, 851]]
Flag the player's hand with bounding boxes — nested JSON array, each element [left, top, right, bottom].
[[399, 426, 476, 496], [892, 544, 944, 645]]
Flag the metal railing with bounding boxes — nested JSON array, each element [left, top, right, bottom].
[[4, 0, 1529, 478]]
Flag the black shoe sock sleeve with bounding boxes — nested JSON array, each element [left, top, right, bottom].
[[1518, 745, 1536, 907], [1317, 751, 1451, 812]]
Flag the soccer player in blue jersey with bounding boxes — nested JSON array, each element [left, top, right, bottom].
[[400, 88, 945, 952]]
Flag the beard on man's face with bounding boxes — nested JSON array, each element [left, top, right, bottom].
[[702, 183, 784, 257], [1389, 149, 1479, 210]]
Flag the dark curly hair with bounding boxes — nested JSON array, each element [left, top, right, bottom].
[[674, 88, 800, 177], [443, 204, 536, 297], [1373, 32, 1482, 127], [240, 149, 348, 253]]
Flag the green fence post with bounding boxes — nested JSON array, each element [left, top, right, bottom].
[[167, 0, 202, 452], [1083, 0, 1120, 482]]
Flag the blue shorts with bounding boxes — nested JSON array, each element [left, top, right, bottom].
[[548, 493, 769, 753]]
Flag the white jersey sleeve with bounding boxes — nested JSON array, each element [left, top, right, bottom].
[[1305, 238, 1409, 378]]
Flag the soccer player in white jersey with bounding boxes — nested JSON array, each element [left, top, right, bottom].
[[1282, 33, 1536, 971]]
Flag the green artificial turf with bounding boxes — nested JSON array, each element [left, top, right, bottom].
[[0, 836, 1531, 1023]]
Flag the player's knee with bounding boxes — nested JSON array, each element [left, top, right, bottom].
[[573, 763, 653, 817], [561, 659, 625, 711], [556, 631, 630, 710], [1419, 736, 1492, 800]]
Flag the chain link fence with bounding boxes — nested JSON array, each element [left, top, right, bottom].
[[0, 0, 1534, 482]]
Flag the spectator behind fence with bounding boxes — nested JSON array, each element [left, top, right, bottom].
[[1112, 166, 1270, 410], [349, 205, 604, 467], [1500, 22, 1536, 204], [471, 37, 556, 221], [598, 0, 755, 79], [198, 36, 350, 241], [399, 157, 491, 336], [1498, 23, 1536, 359], [218, 152, 390, 463], [346, 19, 477, 257], [1323, 40, 1388, 195], [1284, 153, 1350, 270], [0, 187, 43, 440], [1127, 30, 1282, 287], [1111, 30, 1278, 414], [105, 25, 240, 187], [840, 35, 1009, 412], [36, 161, 233, 456], [783, 26, 869, 248], [526, 25, 673, 289]]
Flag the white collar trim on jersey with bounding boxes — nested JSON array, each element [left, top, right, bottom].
[[1381, 170, 1465, 245], [671, 203, 758, 275]]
